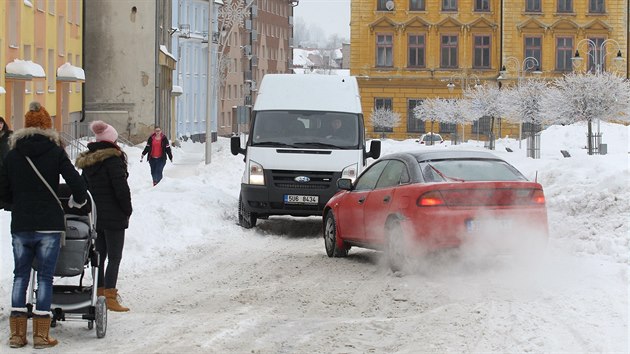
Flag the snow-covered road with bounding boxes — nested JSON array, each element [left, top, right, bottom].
[[1, 123, 628, 353]]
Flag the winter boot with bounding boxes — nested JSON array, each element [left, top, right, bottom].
[[32, 315, 58, 349], [97, 287, 105, 297], [104, 288, 130, 312], [9, 312, 28, 348]]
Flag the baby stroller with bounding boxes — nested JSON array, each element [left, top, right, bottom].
[[26, 184, 107, 338]]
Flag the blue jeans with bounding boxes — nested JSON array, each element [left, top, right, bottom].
[[149, 158, 167, 184], [12, 232, 61, 313]]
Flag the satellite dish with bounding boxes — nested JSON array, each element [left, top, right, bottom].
[[385, 0, 395, 10]]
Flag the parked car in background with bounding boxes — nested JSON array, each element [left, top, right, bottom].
[[322, 150, 548, 271], [418, 133, 444, 145]]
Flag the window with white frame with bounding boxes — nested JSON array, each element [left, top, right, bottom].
[[525, 0, 541, 12], [24, 45, 33, 93], [524, 36, 542, 71], [555, 37, 573, 71], [557, 0, 573, 12], [8, 0, 18, 47], [589, 0, 604, 13], [440, 35, 458, 68], [473, 35, 491, 68], [408, 34, 426, 68], [376, 33, 394, 67], [48, 0, 55, 14], [48, 49, 56, 91]]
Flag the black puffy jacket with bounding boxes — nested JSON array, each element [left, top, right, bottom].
[[0, 128, 87, 233], [75, 141, 132, 230]]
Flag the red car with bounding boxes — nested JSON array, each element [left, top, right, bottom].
[[323, 150, 548, 271]]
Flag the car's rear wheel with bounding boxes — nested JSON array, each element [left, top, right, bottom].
[[386, 220, 408, 272], [324, 211, 348, 257], [238, 195, 257, 229]]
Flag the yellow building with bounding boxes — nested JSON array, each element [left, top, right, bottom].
[[351, 0, 629, 140], [1, 0, 84, 132]]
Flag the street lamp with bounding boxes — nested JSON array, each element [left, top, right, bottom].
[[446, 72, 480, 93], [570, 39, 625, 153], [571, 38, 624, 74], [206, 0, 225, 164], [500, 56, 542, 84], [500, 56, 542, 149]]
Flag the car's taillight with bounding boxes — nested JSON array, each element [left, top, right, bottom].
[[417, 191, 445, 206], [531, 189, 545, 205]]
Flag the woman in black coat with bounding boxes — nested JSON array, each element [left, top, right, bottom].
[[0, 116, 13, 166], [0, 102, 87, 348], [75, 121, 132, 312]]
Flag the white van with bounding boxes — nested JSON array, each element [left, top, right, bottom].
[[231, 74, 381, 228]]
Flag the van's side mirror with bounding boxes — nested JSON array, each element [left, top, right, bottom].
[[364, 140, 381, 160], [230, 136, 245, 156], [337, 178, 353, 191]]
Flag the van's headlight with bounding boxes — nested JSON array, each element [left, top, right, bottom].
[[341, 163, 358, 182], [248, 160, 265, 185]]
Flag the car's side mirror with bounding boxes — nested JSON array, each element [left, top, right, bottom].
[[336, 178, 353, 191], [365, 140, 381, 160], [230, 136, 245, 156]]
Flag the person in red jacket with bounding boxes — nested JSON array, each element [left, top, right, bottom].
[[140, 127, 172, 186]]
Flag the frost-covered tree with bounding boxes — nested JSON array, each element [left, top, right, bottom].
[[541, 72, 630, 154], [464, 84, 504, 149], [413, 98, 443, 135], [370, 107, 401, 139], [501, 80, 548, 137], [440, 98, 476, 142]]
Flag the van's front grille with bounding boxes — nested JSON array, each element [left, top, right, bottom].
[[270, 170, 336, 190]]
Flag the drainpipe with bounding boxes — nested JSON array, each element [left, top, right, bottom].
[[155, 1, 161, 128], [499, 0, 504, 78], [80, 0, 85, 123]]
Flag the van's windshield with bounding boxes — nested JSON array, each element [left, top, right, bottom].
[[251, 111, 360, 149]]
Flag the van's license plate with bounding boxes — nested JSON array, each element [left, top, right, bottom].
[[284, 195, 319, 205]]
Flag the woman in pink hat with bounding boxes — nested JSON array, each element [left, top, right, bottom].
[[75, 121, 132, 312]]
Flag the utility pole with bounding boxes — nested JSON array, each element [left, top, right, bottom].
[[206, 0, 223, 164]]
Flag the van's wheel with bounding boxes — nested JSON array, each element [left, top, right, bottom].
[[324, 211, 348, 257], [95, 296, 107, 338], [238, 195, 257, 229]]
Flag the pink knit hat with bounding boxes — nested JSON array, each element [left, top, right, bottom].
[[90, 120, 118, 142]]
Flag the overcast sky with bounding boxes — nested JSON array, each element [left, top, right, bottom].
[[293, 0, 350, 39]]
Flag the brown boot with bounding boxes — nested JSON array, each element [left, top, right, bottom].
[[9, 313, 28, 348], [97, 287, 105, 297], [103, 288, 130, 312], [32, 315, 58, 349]]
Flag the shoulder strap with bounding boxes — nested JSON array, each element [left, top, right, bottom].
[[25, 156, 63, 209], [25, 156, 67, 245]]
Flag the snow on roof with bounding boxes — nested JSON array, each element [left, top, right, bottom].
[[57, 62, 85, 81], [292, 48, 318, 67], [160, 45, 177, 61], [172, 85, 183, 96], [292, 69, 350, 76], [5, 59, 46, 79], [254, 74, 361, 113]]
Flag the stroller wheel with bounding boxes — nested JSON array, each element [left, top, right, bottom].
[[95, 296, 107, 338]]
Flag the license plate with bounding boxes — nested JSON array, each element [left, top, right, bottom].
[[466, 218, 513, 232], [284, 195, 319, 205]]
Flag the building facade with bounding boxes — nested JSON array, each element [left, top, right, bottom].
[[171, 0, 294, 142], [84, 0, 176, 142], [351, 0, 629, 140], [172, 0, 210, 142], [1, 0, 84, 132]]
